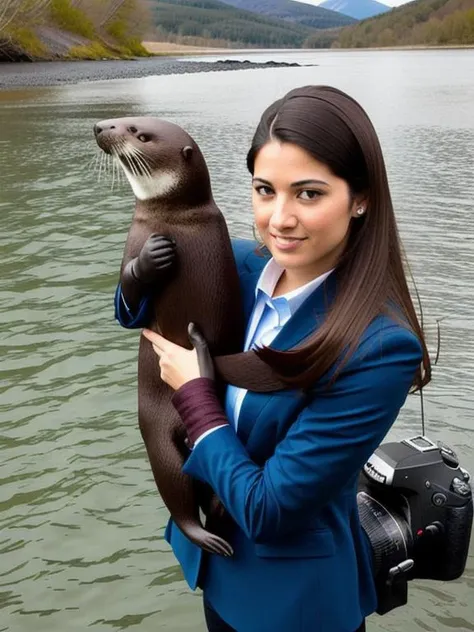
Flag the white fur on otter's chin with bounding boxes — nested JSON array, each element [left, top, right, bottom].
[[122, 168, 179, 201]]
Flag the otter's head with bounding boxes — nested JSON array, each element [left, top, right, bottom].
[[94, 117, 209, 202]]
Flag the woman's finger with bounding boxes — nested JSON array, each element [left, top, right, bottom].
[[142, 328, 168, 351], [151, 342, 162, 358]]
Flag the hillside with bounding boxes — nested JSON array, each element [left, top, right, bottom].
[[216, 0, 356, 28], [149, 0, 321, 47], [319, 0, 390, 19], [0, 0, 152, 61], [334, 0, 474, 47], [0, 0, 344, 59]]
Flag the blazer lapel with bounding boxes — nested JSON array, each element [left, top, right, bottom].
[[237, 272, 337, 447], [239, 269, 262, 325], [232, 249, 268, 444], [270, 272, 337, 351], [237, 392, 272, 445], [238, 246, 271, 327]]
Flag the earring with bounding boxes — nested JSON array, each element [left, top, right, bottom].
[[356, 207, 365, 216]]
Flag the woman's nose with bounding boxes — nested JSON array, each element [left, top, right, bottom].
[[269, 199, 298, 230]]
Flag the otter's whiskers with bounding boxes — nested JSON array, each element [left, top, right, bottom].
[[115, 140, 178, 201]]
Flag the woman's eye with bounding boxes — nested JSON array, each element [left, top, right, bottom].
[[255, 185, 273, 196], [298, 190, 321, 200]]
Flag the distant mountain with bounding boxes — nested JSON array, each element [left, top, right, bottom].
[[319, 0, 390, 19], [149, 0, 320, 47], [217, 0, 356, 28], [332, 0, 474, 47]]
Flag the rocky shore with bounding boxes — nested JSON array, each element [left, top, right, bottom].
[[0, 57, 304, 90]]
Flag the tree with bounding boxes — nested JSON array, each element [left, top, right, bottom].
[[0, 0, 49, 35]]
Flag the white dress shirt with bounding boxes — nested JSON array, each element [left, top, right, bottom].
[[194, 258, 333, 444]]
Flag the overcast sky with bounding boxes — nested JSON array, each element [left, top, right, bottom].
[[296, 0, 413, 7], [375, 0, 412, 5]]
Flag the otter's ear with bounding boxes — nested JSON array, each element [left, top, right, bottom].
[[182, 146, 193, 160]]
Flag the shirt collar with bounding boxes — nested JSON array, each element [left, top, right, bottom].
[[255, 258, 334, 317]]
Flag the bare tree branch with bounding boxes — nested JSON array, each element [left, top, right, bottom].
[[0, 0, 51, 35]]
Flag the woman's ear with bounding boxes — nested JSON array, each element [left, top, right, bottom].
[[350, 195, 368, 219]]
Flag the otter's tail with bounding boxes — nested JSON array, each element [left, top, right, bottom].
[[214, 350, 286, 393]]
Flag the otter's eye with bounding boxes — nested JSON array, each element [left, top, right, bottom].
[[138, 134, 150, 143]]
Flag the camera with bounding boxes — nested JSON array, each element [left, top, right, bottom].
[[357, 435, 473, 614]]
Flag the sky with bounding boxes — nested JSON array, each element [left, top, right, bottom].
[[296, 0, 413, 6]]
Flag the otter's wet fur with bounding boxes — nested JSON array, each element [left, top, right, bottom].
[[95, 117, 283, 555]]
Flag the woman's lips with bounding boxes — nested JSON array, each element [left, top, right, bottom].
[[271, 234, 307, 251]]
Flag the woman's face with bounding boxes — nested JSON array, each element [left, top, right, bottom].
[[253, 141, 363, 291]]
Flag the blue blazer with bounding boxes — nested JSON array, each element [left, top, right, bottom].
[[116, 239, 422, 632]]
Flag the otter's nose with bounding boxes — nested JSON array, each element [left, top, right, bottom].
[[94, 122, 115, 137], [94, 122, 139, 137]]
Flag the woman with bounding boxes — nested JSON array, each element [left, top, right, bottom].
[[123, 85, 431, 631]]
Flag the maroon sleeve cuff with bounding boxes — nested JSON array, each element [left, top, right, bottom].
[[171, 377, 229, 446]]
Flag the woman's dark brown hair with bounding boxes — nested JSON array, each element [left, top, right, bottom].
[[247, 85, 431, 391]]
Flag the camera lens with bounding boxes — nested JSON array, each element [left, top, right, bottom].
[[357, 491, 412, 577]]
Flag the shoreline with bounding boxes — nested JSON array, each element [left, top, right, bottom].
[[0, 56, 302, 91], [141, 42, 474, 53], [0, 43, 472, 91], [142, 42, 258, 55]]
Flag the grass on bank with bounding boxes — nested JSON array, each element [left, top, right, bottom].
[[6, 27, 47, 59], [67, 43, 116, 60], [1, 0, 153, 61], [50, 0, 96, 40]]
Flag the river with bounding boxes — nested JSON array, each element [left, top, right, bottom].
[[1, 48, 473, 631]]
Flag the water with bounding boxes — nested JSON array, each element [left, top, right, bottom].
[[1, 49, 473, 632]]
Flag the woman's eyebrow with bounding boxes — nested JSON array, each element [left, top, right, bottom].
[[291, 179, 329, 188], [252, 177, 329, 187]]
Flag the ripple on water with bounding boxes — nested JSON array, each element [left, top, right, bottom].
[[1, 51, 473, 632]]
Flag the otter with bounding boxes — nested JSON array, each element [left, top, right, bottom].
[[94, 117, 284, 556]]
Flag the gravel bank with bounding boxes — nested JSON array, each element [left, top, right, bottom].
[[0, 57, 303, 90]]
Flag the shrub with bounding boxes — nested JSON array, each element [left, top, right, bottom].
[[50, 0, 96, 39], [7, 27, 46, 59], [107, 19, 151, 56], [68, 43, 115, 60]]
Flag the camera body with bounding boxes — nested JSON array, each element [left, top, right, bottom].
[[357, 436, 473, 614]]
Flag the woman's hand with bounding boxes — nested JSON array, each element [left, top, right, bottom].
[[142, 323, 214, 390]]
